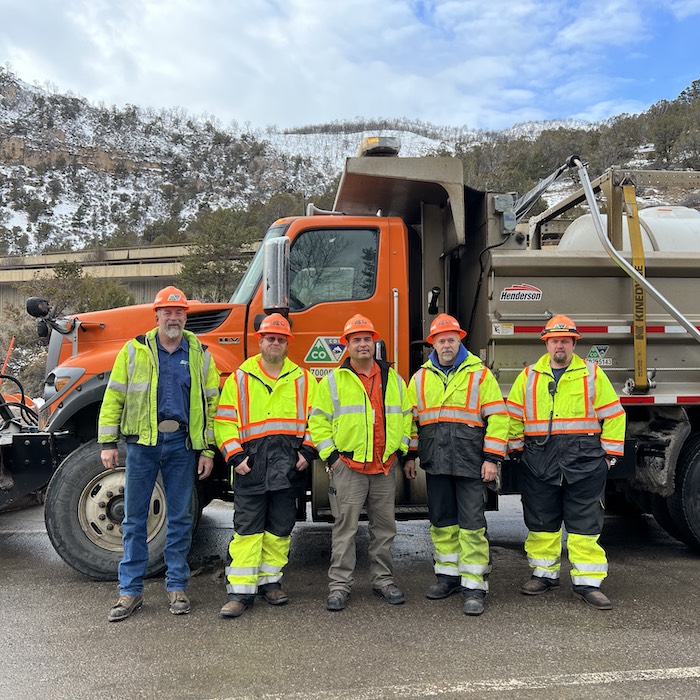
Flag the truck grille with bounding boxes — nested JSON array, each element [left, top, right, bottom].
[[185, 309, 231, 335]]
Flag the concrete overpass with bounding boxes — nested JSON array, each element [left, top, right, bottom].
[[0, 244, 255, 314]]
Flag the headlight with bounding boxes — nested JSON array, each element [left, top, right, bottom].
[[43, 367, 86, 403]]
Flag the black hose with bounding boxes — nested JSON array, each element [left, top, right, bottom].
[[465, 233, 513, 343], [0, 373, 40, 425]]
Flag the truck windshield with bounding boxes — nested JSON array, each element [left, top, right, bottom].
[[229, 222, 291, 304]]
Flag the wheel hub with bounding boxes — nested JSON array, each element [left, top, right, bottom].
[[77, 468, 167, 552]]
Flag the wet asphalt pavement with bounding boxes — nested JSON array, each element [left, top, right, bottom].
[[1, 496, 700, 700]]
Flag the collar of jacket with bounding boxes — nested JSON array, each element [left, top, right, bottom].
[[137, 327, 202, 357], [427, 343, 469, 373], [532, 352, 588, 378], [240, 353, 301, 383], [339, 356, 392, 401], [424, 347, 480, 374], [339, 356, 393, 373]]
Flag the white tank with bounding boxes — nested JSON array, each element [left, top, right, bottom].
[[558, 206, 700, 252]]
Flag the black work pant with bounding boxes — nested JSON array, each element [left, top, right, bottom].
[[233, 487, 299, 537], [519, 462, 607, 536], [426, 472, 487, 531]]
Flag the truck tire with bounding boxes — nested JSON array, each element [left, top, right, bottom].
[[44, 439, 200, 581], [667, 434, 700, 552]]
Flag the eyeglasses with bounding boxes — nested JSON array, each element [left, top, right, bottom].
[[261, 336, 288, 344]]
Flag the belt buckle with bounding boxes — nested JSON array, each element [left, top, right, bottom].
[[158, 419, 181, 433]]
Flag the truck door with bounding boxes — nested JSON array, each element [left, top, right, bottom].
[[285, 224, 384, 378]]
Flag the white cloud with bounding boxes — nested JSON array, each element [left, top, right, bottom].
[[667, 0, 700, 19], [554, 0, 649, 49], [0, 0, 696, 130]]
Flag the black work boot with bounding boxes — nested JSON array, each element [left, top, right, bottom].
[[426, 575, 461, 600], [326, 589, 350, 611], [462, 590, 486, 616], [372, 583, 406, 605]]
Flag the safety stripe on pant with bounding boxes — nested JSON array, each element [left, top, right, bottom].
[[431, 524, 459, 576], [459, 527, 490, 591], [259, 532, 291, 586], [568, 532, 608, 586], [525, 530, 562, 578], [226, 532, 263, 594]]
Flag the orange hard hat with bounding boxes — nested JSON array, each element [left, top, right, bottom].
[[339, 314, 379, 344], [256, 313, 294, 340], [426, 314, 466, 344], [153, 285, 189, 311], [540, 314, 581, 340]]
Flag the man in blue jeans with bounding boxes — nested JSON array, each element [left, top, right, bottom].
[[98, 286, 220, 622]]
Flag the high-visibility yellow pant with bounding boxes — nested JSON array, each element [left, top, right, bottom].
[[525, 530, 607, 586], [431, 524, 491, 592], [524, 529, 562, 580], [225, 531, 291, 597], [568, 532, 608, 587]]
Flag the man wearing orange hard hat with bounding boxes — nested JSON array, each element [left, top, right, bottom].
[[507, 314, 625, 610], [215, 313, 317, 618], [99, 286, 220, 621], [405, 314, 508, 616], [309, 314, 413, 611]]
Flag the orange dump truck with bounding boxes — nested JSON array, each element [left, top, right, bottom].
[[5, 139, 700, 579]]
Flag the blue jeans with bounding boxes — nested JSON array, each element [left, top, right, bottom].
[[119, 430, 196, 596]]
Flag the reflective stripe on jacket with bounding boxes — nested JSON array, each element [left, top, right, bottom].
[[98, 328, 220, 455], [407, 353, 508, 477], [506, 353, 625, 481], [309, 358, 412, 470], [214, 355, 316, 492]]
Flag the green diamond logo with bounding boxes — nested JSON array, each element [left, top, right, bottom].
[[304, 338, 335, 363]]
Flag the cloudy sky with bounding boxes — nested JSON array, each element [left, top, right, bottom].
[[1, 0, 699, 131]]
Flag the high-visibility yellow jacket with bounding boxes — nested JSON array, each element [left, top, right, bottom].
[[507, 353, 625, 482], [309, 358, 412, 472], [407, 353, 508, 478], [98, 328, 220, 457], [214, 355, 316, 492]]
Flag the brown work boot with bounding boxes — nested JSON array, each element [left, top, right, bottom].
[[220, 599, 250, 618], [167, 590, 191, 615], [108, 594, 143, 622], [261, 587, 289, 606], [520, 576, 560, 596], [573, 587, 613, 610]]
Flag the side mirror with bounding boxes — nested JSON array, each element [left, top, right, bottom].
[[262, 237, 290, 314], [36, 319, 49, 338], [26, 297, 51, 319]]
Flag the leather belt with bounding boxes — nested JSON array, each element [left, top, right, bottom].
[[157, 419, 187, 433]]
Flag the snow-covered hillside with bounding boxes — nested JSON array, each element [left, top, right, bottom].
[[1, 66, 686, 256]]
